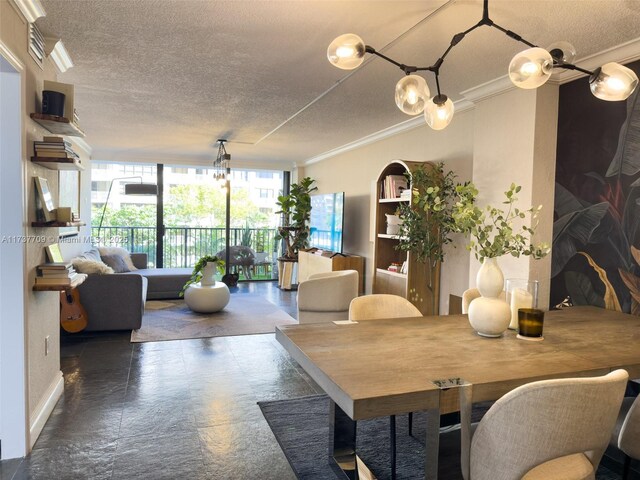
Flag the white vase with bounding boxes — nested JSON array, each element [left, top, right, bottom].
[[468, 257, 511, 337], [200, 262, 216, 286]]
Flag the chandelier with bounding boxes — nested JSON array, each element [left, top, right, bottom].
[[327, 0, 639, 130], [213, 139, 231, 185]]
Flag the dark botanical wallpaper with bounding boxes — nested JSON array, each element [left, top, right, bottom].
[[552, 60, 640, 314]]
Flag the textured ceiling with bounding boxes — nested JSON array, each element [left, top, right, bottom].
[[37, 0, 640, 167]]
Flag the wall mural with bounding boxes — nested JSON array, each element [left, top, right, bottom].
[[552, 60, 640, 314]]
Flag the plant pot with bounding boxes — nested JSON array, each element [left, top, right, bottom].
[[468, 257, 511, 337]]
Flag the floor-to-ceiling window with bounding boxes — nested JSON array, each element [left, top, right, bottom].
[[91, 162, 283, 280]]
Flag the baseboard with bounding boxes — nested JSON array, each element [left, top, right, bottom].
[[29, 371, 63, 448]]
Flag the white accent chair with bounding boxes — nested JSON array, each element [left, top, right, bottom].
[[296, 270, 359, 324], [348, 293, 422, 320], [610, 393, 640, 480], [462, 369, 629, 480]]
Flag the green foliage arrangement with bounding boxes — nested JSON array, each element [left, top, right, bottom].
[[180, 254, 225, 297], [396, 162, 462, 264], [275, 177, 317, 259], [452, 183, 550, 262]]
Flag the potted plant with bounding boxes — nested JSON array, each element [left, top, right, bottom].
[[275, 177, 317, 260], [180, 254, 225, 296], [395, 162, 465, 314], [452, 183, 550, 336]]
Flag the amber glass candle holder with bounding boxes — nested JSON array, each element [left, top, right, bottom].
[[517, 308, 545, 341]]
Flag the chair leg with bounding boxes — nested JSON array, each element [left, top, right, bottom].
[[408, 411, 413, 437], [390, 415, 397, 480], [623, 454, 631, 480]]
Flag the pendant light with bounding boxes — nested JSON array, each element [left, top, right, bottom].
[[327, 0, 638, 130]]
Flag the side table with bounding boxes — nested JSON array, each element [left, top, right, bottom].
[[184, 282, 230, 313]]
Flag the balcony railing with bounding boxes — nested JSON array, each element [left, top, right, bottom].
[[92, 226, 279, 280]]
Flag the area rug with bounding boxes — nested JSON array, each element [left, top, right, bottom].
[[258, 395, 623, 480], [131, 294, 297, 343]]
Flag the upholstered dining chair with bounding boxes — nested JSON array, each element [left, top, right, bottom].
[[610, 393, 640, 480], [348, 293, 422, 320], [348, 294, 423, 480], [297, 270, 359, 323], [461, 369, 629, 480]]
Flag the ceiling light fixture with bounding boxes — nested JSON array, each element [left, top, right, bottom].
[[214, 139, 231, 186], [328, 0, 639, 130], [45, 38, 74, 73]]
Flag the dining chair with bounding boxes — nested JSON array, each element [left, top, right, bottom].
[[297, 270, 359, 323], [348, 294, 422, 480], [610, 393, 640, 480], [461, 369, 629, 480]]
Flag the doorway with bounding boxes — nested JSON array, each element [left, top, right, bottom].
[[0, 50, 28, 458]]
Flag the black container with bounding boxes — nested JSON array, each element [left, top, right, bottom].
[[42, 90, 66, 117]]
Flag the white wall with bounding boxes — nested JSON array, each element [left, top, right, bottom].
[[304, 108, 475, 314], [468, 83, 558, 307], [0, 53, 28, 459]]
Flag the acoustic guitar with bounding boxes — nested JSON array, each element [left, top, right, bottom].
[[60, 289, 88, 333]]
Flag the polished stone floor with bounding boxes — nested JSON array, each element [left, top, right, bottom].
[[0, 281, 635, 479]]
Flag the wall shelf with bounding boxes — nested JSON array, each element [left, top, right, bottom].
[[31, 157, 84, 171], [376, 268, 407, 279], [33, 274, 87, 291], [30, 113, 85, 138], [31, 220, 85, 228]]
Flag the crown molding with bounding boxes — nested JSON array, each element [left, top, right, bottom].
[[10, 0, 46, 23], [44, 38, 73, 73], [303, 98, 474, 166], [460, 75, 515, 104], [91, 147, 295, 172]]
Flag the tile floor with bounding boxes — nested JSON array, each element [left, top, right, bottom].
[[0, 281, 634, 479]]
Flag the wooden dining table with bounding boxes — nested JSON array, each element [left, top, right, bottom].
[[276, 306, 640, 480]]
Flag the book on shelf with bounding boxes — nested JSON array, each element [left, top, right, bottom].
[[35, 272, 78, 285], [43, 135, 70, 144], [38, 262, 73, 271], [381, 175, 408, 199], [38, 265, 75, 275]]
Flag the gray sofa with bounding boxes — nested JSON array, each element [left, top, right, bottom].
[[77, 253, 192, 332]]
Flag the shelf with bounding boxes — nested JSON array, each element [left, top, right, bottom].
[[32, 221, 85, 227], [378, 234, 407, 240], [31, 157, 84, 171], [33, 273, 87, 291], [30, 113, 85, 138], [379, 197, 410, 203], [376, 268, 407, 279]]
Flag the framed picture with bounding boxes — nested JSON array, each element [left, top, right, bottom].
[[34, 177, 55, 222], [58, 170, 80, 237]]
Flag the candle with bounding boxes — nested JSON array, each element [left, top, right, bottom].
[[509, 287, 533, 329]]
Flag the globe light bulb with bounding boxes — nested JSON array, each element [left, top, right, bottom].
[[589, 62, 639, 101], [546, 41, 576, 64], [327, 33, 366, 70], [508, 47, 553, 89], [424, 95, 454, 130], [395, 75, 430, 115]]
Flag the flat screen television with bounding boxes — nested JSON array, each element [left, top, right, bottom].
[[309, 192, 344, 253]]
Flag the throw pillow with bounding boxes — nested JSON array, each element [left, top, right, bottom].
[[72, 258, 114, 275], [78, 246, 102, 263], [101, 254, 130, 273], [98, 247, 138, 271]]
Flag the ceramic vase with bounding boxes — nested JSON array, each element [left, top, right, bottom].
[[200, 262, 216, 286], [468, 257, 511, 337]]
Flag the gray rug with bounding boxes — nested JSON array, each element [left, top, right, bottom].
[[131, 294, 297, 343], [258, 395, 623, 480]]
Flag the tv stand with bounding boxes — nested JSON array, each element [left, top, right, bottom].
[[298, 250, 364, 295]]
